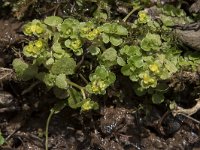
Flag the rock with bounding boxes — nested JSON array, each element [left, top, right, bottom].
[[189, 0, 200, 13], [175, 29, 200, 51], [0, 19, 24, 49]]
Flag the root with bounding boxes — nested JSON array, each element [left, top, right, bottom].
[[172, 98, 200, 124]]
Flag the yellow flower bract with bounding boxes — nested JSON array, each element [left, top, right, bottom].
[[149, 64, 160, 73], [143, 74, 155, 85]]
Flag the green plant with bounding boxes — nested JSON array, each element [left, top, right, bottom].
[[0, 131, 5, 146], [12, 4, 200, 107]]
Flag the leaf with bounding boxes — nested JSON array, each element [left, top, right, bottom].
[[133, 84, 146, 96], [117, 56, 126, 66], [12, 58, 28, 77], [46, 58, 54, 65], [68, 88, 84, 109], [121, 64, 132, 76], [51, 56, 76, 75], [130, 74, 138, 81], [160, 15, 174, 26], [12, 59, 38, 81], [55, 74, 68, 89], [51, 100, 67, 114], [141, 33, 161, 51], [101, 47, 117, 62], [39, 73, 56, 87], [44, 16, 63, 27], [115, 24, 128, 35], [110, 36, 123, 46], [88, 46, 100, 55], [53, 87, 69, 99], [152, 93, 164, 104], [127, 56, 143, 68], [120, 45, 141, 56], [0, 132, 4, 146], [52, 42, 65, 54], [101, 33, 109, 43], [164, 60, 177, 73], [100, 23, 128, 35], [92, 65, 108, 80]]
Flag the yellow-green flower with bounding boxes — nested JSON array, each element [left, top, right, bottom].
[[149, 63, 160, 74], [81, 27, 90, 34], [65, 29, 72, 35], [23, 23, 44, 35], [23, 25, 32, 35], [35, 39, 43, 48], [71, 39, 82, 50], [91, 80, 106, 93], [35, 25, 44, 34], [138, 11, 150, 24], [81, 101, 93, 111], [23, 40, 44, 57], [87, 29, 99, 40], [81, 99, 99, 111], [143, 73, 155, 85]]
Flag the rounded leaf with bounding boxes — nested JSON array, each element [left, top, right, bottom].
[[44, 16, 63, 27]]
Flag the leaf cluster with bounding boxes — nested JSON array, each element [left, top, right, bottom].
[[12, 3, 200, 109]]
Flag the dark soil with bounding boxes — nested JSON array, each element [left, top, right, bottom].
[[0, 1, 200, 150]]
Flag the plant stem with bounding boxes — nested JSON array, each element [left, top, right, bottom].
[[66, 80, 86, 99], [45, 110, 54, 150], [66, 80, 84, 90], [123, 6, 141, 22]]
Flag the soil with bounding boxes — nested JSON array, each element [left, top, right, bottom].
[[0, 1, 200, 150]]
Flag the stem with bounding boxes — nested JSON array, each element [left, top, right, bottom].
[[66, 80, 84, 90], [66, 80, 86, 100], [79, 73, 89, 84], [123, 6, 141, 22], [45, 110, 54, 150]]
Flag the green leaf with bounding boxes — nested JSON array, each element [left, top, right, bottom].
[[110, 36, 123, 46], [52, 42, 65, 54], [160, 15, 174, 26], [55, 74, 68, 89], [53, 87, 69, 99], [100, 23, 128, 35], [0, 131, 4, 146], [117, 56, 126, 66], [92, 65, 108, 80], [51, 100, 67, 114], [101, 47, 117, 62], [51, 56, 76, 75], [46, 58, 54, 65], [101, 33, 109, 43], [133, 84, 146, 96], [121, 64, 132, 76], [12, 59, 38, 81], [12, 58, 28, 77], [44, 16, 63, 27], [88, 46, 100, 55], [120, 45, 141, 56], [164, 60, 177, 73], [130, 74, 138, 81], [39, 73, 56, 87], [68, 88, 84, 109], [115, 24, 128, 35], [152, 93, 164, 104], [127, 56, 143, 68], [141, 33, 161, 51]]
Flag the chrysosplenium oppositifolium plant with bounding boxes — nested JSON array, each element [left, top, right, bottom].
[[12, 4, 200, 110]]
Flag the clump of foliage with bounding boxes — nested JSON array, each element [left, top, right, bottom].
[[12, 2, 200, 111]]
